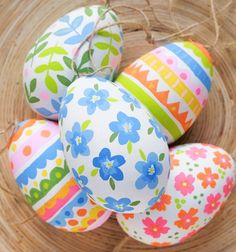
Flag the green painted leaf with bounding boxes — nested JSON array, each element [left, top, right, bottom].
[[130, 200, 140, 206], [78, 165, 85, 175], [176, 204, 181, 209], [29, 96, 40, 103], [148, 127, 154, 135], [110, 45, 119, 56], [66, 145, 70, 152], [97, 6, 106, 20], [24, 83, 30, 100], [25, 53, 33, 62], [48, 61, 64, 71], [101, 54, 109, 67], [155, 188, 159, 196], [38, 32, 51, 43], [109, 177, 115, 190], [107, 97, 118, 102], [35, 64, 48, 73], [110, 132, 118, 142], [139, 149, 146, 161], [95, 42, 109, 50], [159, 153, 165, 161], [39, 46, 67, 57], [94, 84, 99, 90], [68, 86, 75, 94], [78, 67, 94, 74], [57, 75, 71, 87], [130, 103, 134, 111], [63, 56, 73, 69], [97, 30, 112, 38], [109, 12, 118, 22], [112, 33, 121, 42], [81, 120, 91, 131], [30, 79, 36, 93], [34, 41, 48, 55], [45, 74, 58, 94], [127, 141, 132, 154], [91, 169, 99, 177], [97, 197, 106, 203], [79, 49, 94, 67], [85, 6, 93, 16]]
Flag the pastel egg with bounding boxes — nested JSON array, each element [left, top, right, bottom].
[[116, 41, 213, 143], [59, 76, 170, 213], [23, 5, 123, 119], [116, 143, 235, 247], [8, 119, 111, 232]]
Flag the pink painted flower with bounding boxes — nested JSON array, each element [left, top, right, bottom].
[[223, 177, 234, 197], [142, 217, 170, 238], [204, 193, 221, 214], [175, 172, 195, 196], [186, 146, 207, 160]]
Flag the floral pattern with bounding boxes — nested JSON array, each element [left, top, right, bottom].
[[59, 93, 73, 119], [135, 153, 163, 190], [109, 112, 141, 145], [119, 88, 141, 110], [148, 118, 166, 141], [143, 217, 169, 238], [65, 122, 93, 158], [78, 85, 110, 114], [104, 197, 134, 212], [174, 172, 195, 196], [93, 148, 125, 181], [116, 144, 235, 247]]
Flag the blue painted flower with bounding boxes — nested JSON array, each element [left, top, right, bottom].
[[149, 118, 166, 141], [66, 122, 93, 158], [109, 112, 141, 145], [148, 187, 165, 207], [59, 93, 74, 119], [104, 197, 134, 212], [135, 152, 163, 190], [119, 88, 141, 109], [78, 87, 110, 114], [72, 168, 93, 195], [93, 148, 125, 181]]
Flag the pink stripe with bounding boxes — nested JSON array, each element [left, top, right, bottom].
[[150, 47, 208, 106], [12, 123, 59, 175], [41, 184, 80, 221]]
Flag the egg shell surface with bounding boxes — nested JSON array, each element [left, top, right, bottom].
[[116, 143, 235, 247], [8, 119, 111, 232], [23, 5, 123, 119], [59, 76, 170, 213], [115, 41, 213, 143]]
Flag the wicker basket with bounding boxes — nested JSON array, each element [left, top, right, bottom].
[[0, 0, 236, 251]]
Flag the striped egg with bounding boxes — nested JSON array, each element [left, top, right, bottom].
[[8, 119, 111, 232], [116, 144, 235, 247], [116, 41, 213, 143]]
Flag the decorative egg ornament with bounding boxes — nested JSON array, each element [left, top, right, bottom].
[[8, 119, 111, 232], [59, 76, 170, 213], [23, 5, 123, 119], [116, 41, 213, 143], [116, 143, 235, 247]]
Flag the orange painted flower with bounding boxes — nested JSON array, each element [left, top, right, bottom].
[[170, 154, 179, 169], [213, 151, 232, 169], [122, 213, 134, 220], [150, 194, 171, 211], [175, 208, 199, 230], [151, 242, 171, 247], [197, 167, 219, 189]]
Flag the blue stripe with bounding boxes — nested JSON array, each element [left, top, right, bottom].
[[165, 43, 211, 92], [16, 139, 63, 188]]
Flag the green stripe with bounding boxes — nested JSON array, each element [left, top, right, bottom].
[[116, 74, 182, 140]]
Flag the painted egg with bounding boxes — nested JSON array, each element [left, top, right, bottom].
[[23, 5, 123, 119], [59, 76, 170, 213], [8, 119, 111, 232], [116, 41, 213, 143], [116, 143, 235, 247]]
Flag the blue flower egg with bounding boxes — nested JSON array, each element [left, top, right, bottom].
[[59, 76, 170, 213]]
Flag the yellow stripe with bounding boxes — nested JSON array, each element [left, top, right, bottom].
[[141, 53, 202, 116]]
